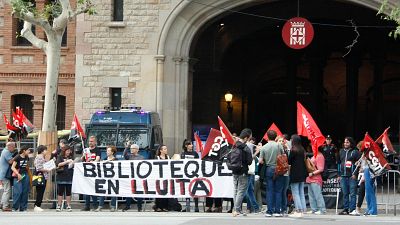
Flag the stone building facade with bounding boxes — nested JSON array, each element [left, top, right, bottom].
[[0, 0, 76, 132], [76, 0, 400, 152]]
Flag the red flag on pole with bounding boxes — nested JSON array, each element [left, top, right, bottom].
[[217, 116, 235, 146], [194, 132, 203, 153], [3, 114, 18, 131], [69, 113, 86, 140], [361, 133, 391, 175], [297, 101, 325, 157], [262, 122, 283, 141], [375, 127, 395, 153], [201, 128, 229, 161]]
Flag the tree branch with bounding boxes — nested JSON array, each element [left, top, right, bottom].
[[13, 10, 52, 32], [20, 21, 48, 51], [343, 20, 359, 57]]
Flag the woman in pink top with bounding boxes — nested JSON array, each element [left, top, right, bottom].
[[306, 147, 326, 214]]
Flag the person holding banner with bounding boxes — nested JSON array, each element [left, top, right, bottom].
[[96, 146, 118, 212], [122, 144, 144, 212], [153, 145, 170, 212], [181, 139, 200, 212], [337, 137, 360, 215], [55, 145, 74, 212], [81, 136, 101, 211]]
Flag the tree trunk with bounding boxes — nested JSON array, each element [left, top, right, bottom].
[[39, 33, 63, 200], [42, 36, 62, 132]]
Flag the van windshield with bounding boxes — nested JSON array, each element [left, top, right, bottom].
[[87, 128, 149, 149]]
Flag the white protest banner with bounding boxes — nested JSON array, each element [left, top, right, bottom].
[[72, 159, 233, 198]]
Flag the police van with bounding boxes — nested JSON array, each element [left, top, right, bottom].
[[84, 107, 163, 160]]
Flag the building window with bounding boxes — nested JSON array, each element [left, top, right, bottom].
[[14, 19, 35, 46], [110, 88, 121, 110], [12, 94, 34, 122], [113, 0, 123, 21], [56, 95, 66, 130]]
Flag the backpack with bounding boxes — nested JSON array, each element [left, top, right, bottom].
[[275, 153, 289, 176], [227, 146, 243, 173]]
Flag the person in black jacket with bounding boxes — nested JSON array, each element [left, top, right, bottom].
[[181, 139, 200, 212], [231, 128, 253, 217], [337, 137, 360, 215]]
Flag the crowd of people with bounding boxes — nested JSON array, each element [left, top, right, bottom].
[[0, 130, 381, 217]]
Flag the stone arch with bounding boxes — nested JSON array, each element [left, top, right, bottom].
[[157, 0, 393, 151]]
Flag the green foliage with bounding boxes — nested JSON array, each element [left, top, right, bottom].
[[11, 0, 38, 17], [378, 0, 400, 38], [11, 0, 95, 22], [41, 1, 62, 23]]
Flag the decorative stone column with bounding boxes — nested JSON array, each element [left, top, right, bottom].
[[173, 56, 183, 153], [31, 96, 44, 131], [155, 55, 165, 120]]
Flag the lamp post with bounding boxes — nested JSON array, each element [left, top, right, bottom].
[[225, 92, 233, 126]]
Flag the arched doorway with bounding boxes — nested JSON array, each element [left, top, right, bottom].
[[158, 0, 400, 151]]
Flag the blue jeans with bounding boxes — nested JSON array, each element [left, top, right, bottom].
[[265, 166, 284, 214], [290, 182, 306, 212], [99, 196, 117, 208], [364, 170, 377, 215], [281, 176, 290, 213], [340, 176, 357, 211], [85, 195, 99, 209], [233, 174, 249, 212], [246, 175, 259, 212], [12, 174, 30, 211], [308, 182, 326, 212]]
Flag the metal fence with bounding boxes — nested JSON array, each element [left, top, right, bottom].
[[377, 170, 400, 215]]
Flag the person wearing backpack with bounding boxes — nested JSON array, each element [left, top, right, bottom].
[[228, 128, 253, 217], [259, 130, 285, 217]]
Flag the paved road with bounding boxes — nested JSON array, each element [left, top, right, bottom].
[[1, 211, 400, 225]]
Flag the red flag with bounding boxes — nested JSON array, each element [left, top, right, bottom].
[[362, 133, 391, 175], [194, 132, 203, 153], [375, 127, 395, 153], [201, 128, 229, 160], [12, 107, 24, 129], [70, 113, 86, 139], [217, 116, 235, 145], [262, 122, 283, 141], [3, 114, 18, 131], [297, 101, 325, 157]]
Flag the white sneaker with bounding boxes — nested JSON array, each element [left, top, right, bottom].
[[306, 210, 315, 214], [66, 206, 72, 212], [314, 210, 325, 215], [34, 206, 44, 212], [273, 213, 283, 217], [350, 210, 360, 216], [56, 205, 62, 212]]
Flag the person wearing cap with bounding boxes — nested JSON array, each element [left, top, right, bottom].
[[321, 135, 338, 170]]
